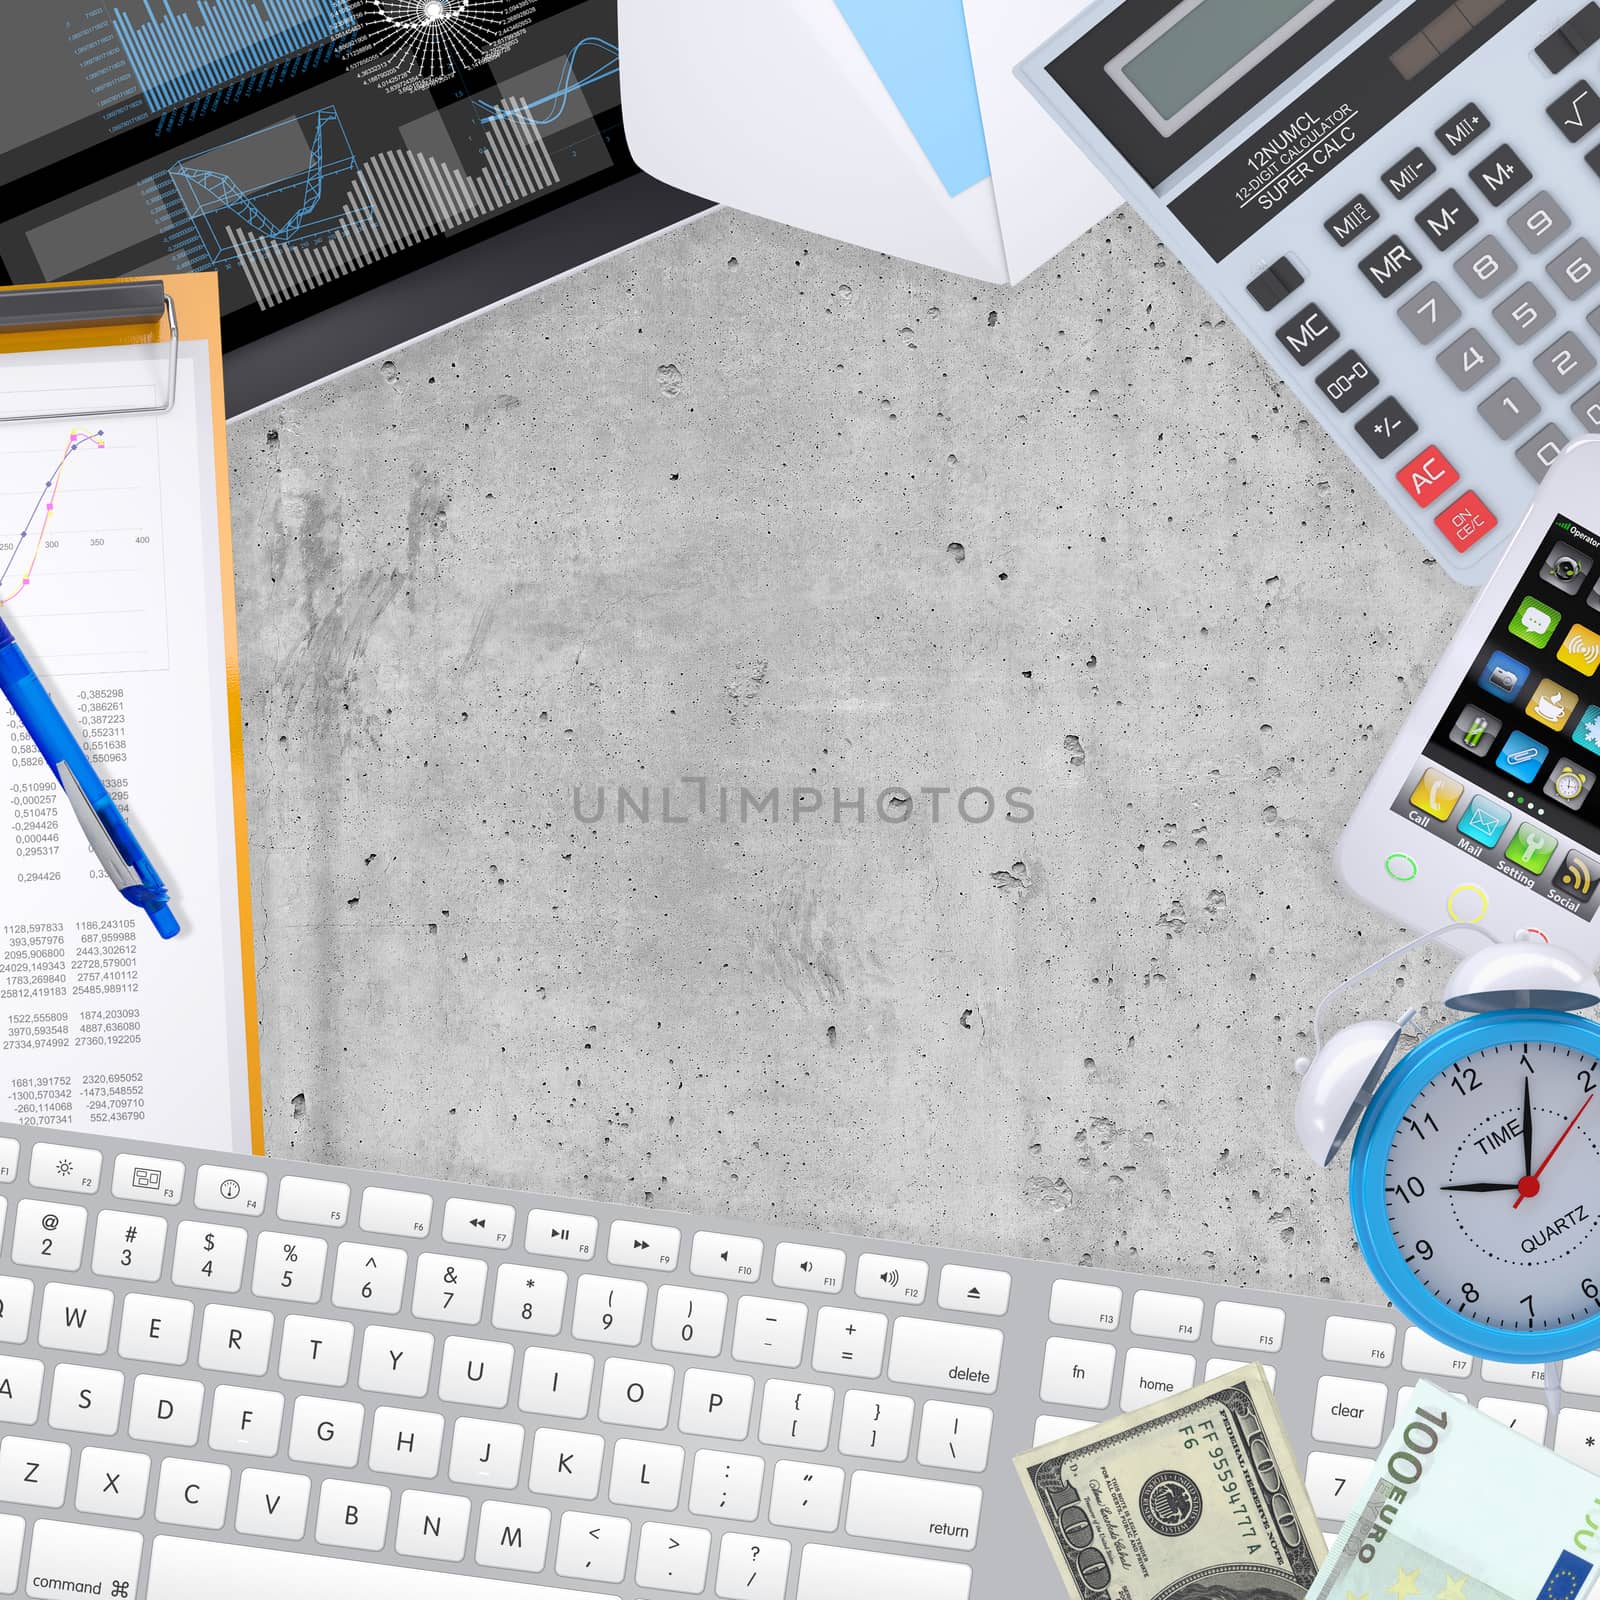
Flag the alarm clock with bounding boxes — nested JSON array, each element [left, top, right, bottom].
[[1296, 935, 1600, 1363]]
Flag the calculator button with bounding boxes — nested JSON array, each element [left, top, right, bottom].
[[1359, 235, 1423, 297], [1518, 423, 1571, 480], [1356, 397, 1418, 457], [1454, 236, 1514, 297], [1436, 102, 1490, 154], [1246, 256, 1303, 311], [1510, 192, 1571, 253], [1436, 328, 1501, 389], [1469, 145, 1532, 208], [1479, 378, 1542, 439], [1316, 351, 1379, 413], [1492, 283, 1556, 344], [1535, 332, 1597, 394], [1549, 81, 1600, 141], [1274, 304, 1338, 366], [1538, 6, 1595, 70], [1548, 238, 1600, 300], [1397, 282, 1461, 344], [1324, 193, 1379, 247], [1588, 145, 1600, 182], [1571, 378, 1600, 431], [1415, 188, 1477, 251], [1383, 147, 1435, 198], [1570, 2, 1600, 49], [1435, 491, 1498, 552], [1396, 446, 1460, 507]]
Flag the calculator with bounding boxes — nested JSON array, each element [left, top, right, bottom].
[[1019, 0, 1600, 584]]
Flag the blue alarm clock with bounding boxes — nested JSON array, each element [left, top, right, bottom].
[[1296, 934, 1600, 1364]]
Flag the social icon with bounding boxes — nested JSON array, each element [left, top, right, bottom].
[[1543, 541, 1593, 593], [1496, 732, 1549, 783], [1558, 849, 1600, 901], [1560, 624, 1600, 676], [1527, 678, 1579, 731], [1448, 704, 1501, 753], [1410, 768, 1464, 820], [1546, 758, 1597, 809], [1458, 795, 1511, 846], [1507, 822, 1558, 874], [1510, 596, 1563, 647], [1479, 650, 1530, 703]]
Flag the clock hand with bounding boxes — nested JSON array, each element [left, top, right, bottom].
[[1440, 1181, 1523, 1193], [1514, 1090, 1595, 1209], [1523, 1077, 1534, 1180]]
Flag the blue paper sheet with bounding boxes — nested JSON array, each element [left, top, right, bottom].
[[833, 0, 991, 197]]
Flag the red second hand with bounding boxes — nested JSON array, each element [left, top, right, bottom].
[[1514, 1091, 1595, 1209]]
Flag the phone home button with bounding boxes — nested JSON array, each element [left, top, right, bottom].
[[1447, 883, 1488, 924], [1384, 852, 1419, 882]]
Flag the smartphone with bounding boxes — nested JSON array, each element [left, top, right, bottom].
[[1339, 438, 1600, 958]]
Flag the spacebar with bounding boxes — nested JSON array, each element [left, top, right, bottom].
[[796, 1544, 972, 1600], [148, 1537, 618, 1599]]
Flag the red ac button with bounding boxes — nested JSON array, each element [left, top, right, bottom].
[[1396, 445, 1460, 508], [1433, 490, 1497, 552]]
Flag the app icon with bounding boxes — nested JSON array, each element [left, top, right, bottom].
[[1546, 757, 1597, 809], [1479, 650, 1530, 703], [1458, 795, 1511, 846], [1576, 704, 1600, 756], [1528, 678, 1579, 731], [1543, 541, 1593, 594], [1410, 768, 1464, 820], [1510, 596, 1563, 647], [1507, 822, 1558, 874], [1448, 704, 1501, 753], [1496, 732, 1550, 782], [1559, 624, 1600, 676], [1558, 849, 1600, 901]]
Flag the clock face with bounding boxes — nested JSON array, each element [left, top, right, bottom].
[[1383, 1035, 1600, 1337]]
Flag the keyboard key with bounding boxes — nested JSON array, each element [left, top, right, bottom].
[[838, 1391, 914, 1461], [39, 1282, 113, 1353], [1437, 329, 1500, 389], [111, 1152, 183, 1204], [279, 1315, 354, 1386], [92, 1209, 167, 1280], [368, 1405, 444, 1477], [358, 1325, 434, 1397], [0, 1515, 16, 1592], [290, 1396, 365, 1467], [572, 1276, 648, 1346], [277, 1176, 349, 1226], [332, 1242, 408, 1314], [171, 1220, 245, 1292], [770, 1459, 846, 1531], [1536, 331, 1597, 393], [0, 1435, 68, 1506], [49, 1361, 122, 1433], [1549, 237, 1600, 299], [937, 1265, 1010, 1316], [1275, 303, 1339, 366], [491, 1263, 567, 1334], [917, 1401, 992, 1471], [599, 1357, 675, 1429], [209, 1384, 285, 1455], [1305, 1450, 1375, 1522], [1312, 1375, 1388, 1446], [413, 1253, 487, 1323], [1417, 189, 1478, 250], [394, 1489, 468, 1561], [1359, 235, 1423, 296], [252, 1231, 328, 1303], [1402, 1327, 1473, 1377], [447, 1416, 522, 1488], [1040, 1337, 1114, 1407], [155, 1458, 230, 1528], [717, 1534, 792, 1599], [0, 1276, 32, 1345], [812, 1307, 888, 1378], [732, 1297, 807, 1367], [1468, 144, 1532, 207], [0, 1354, 41, 1423], [1565, 1351, 1600, 1394], [691, 1231, 762, 1282], [76, 1445, 150, 1519], [637, 1519, 712, 1586], [526, 1208, 596, 1261], [845, 1471, 981, 1552], [13, 1198, 86, 1270], [359, 1187, 433, 1239], [688, 1448, 765, 1519], [1382, 147, 1435, 198], [1322, 1315, 1396, 1366], [1397, 281, 1460, 344], [1130, 1290, 1202, 1340], [1204, 1358, 1276, 1387], [608, 1219, 680, 1272], [1479, 1395, 1547, 1442], [758, 1379, 834, 1449], [236, 1468, 311, 1541], [1034, 1414, 1096, 1446], [118, 1292, 194, 1367], [887, 1318, 1002, 1393], [1048, 1279, 1121, 1330], [1324, 192, 1379, 247], [1120, 1347, 1196, 1411], [652, 1285, 727, 1356], [609, 1439, 684, 1510], [315, 1479, 391, 1551], [555, 1510, 629, 1582], [475, 1501, 552, 1573], [1482, 1359, 1548, 1388], [1518, 422, 1571, 480], [857, 1254, 928, 1305], [1315, 351, 1379, 413], [1492, 283, 1556, 344], [1554, 1405, 1600, 1470], [679, 1367, 754, 1439], [1435, 491, 1498, 552], [25, 1521, 139, 1598], [796, 1545, 971, 1600], [774, 1244, 845, 1293], [1246, 256, 1302, 311], [519, 1348, 594, 1419], [1572, 378, 1600, 431], [129, 1375, 203, 1446], [30, 1141, 101, 1194], [194, 1164, 266, 1215], [1210, 1300, 1284, 1352], [1550, 80, 1600, 140], [0, 1140, 16, 1182]]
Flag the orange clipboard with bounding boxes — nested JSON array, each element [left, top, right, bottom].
[[0, 272, 263, 1152]]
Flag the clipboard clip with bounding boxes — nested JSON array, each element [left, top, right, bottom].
[[0, 280, 179, 419]]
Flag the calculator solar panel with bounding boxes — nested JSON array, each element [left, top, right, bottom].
[[1019, 0, 1600, 584]]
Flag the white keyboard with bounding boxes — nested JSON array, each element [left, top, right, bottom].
[[0, 1124, 1597, 1598]]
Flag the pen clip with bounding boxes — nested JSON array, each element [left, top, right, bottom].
[[56, 762, 138, 891]]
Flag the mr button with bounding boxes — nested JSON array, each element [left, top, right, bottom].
[[1396, 444, 1460, 507]]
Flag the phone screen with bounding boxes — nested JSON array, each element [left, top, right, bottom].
[[1391, 514, 1600, 922]]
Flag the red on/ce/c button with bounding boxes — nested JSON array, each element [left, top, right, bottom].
[[1433, 490, 1497, 552], [1397, 445, 1460, 507]]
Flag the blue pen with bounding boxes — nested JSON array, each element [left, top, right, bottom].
[[0, 614, 179, 939]]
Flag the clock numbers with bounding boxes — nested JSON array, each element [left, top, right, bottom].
[[1448, 1065, 1481, 1096], [1582, 1067, 1596, 1094], [1462, 1282, 1479, 1304], [1403, 1112, 1438, 1140], [1413, 1238, 1433, 1259], [1521, 1294, 1535, 1324], [1584, 1278, 1599, 1303], [1389, 1176, 1426, 1205]]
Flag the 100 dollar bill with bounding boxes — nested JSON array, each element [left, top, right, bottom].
[[1015, 1363, 1326, 1599]]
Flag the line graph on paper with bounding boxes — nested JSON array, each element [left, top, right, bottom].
[[0, 426, 170, 676]]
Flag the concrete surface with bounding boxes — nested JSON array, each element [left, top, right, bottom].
[[232, 204, 1474, 1308]]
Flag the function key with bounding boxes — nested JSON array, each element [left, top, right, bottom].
[[1468, 144, 1532, 207], [1436, 101, 1490, 154], [1316, 350, 1379, 413], [606, 1218, 680, 1271], [276, 1175, 350, 1226], [1359, 235, 1423, 296], [1510, 192, 1571, 254], [689, 1230, 762, 1281], [1382, 147, 1436, 198], [28, 1142, 100, 1195], [1402, 1326, 1473, 1376], [1130, 1289, 1203, 1340], [359, 1186, 433, 1238], [195, 1163, 266, 1215], [773, 1242, 845, 1292], [443, 1197, 516, 1248], [0, 1140, 16, 1183], [1274, 303, 1338, 365], [526, 1206, 596, 1260], [1415, 187, 1477, 250], [1355, 396, 1419, 457], [1396, 444, 1460, 505], [112, 1153, 183, 1205], [1549, 80, 1599, 141], [1048, 1278, 1121, 1330], [1538, 3, 1600, 70], [856, 1252, 928, 1305], [1324, 193, 1379, 247], [1211, 1300, 1284, 1352], [1322, 1314, 1397, 1366], [1245, 255, 1303, 311], [937, 1265, 1011, 1316]]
